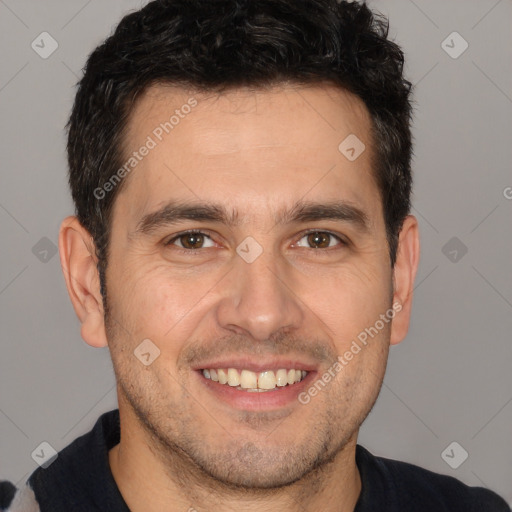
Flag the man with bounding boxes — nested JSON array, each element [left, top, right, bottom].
[[1, 0, 509, 510]]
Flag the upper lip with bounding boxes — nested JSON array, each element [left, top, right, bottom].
[[192, 356, 319, 373]]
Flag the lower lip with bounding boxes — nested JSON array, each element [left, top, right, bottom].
[[196, 370, 317, 411]]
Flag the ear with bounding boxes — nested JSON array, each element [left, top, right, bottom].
[[390, 215, 420, 346], [58, 216, 108, 348]]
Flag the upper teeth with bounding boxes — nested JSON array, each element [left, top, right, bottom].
[[202, 368, 307, 391]]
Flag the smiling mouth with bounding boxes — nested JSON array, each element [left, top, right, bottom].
[[200, 368, 308, 392]]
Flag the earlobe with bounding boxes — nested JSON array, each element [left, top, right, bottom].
[[58, 216, 108, 348], [390, 215, 420, 346], [81, 296, 108, 348]]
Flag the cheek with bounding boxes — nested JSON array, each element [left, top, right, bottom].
[[112, 264, 217, 352], [299, 263, 391, 342]]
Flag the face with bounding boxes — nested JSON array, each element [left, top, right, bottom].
[[101, 83, 397, 488]]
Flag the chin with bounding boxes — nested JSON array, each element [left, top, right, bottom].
[[203, 462, 306, 490], [190, 440, 333, 490]]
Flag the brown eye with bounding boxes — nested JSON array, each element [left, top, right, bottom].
[[295, 231, 344, 250], [307, 232, 330, 248], [179, 233, 205, 249], [166, 231, 215, 250]]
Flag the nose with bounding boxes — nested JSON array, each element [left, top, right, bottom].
[[215, 248, 304, 342]]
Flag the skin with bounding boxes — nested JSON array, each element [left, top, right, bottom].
[[59, 83, 419, 512]]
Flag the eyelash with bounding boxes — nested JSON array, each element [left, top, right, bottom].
[[164, 229, 347, 254]]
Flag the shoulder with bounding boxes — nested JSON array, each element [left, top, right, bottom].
[[0, 480, 40, 512], [356, 445, 510, 511], [0, 409, 121, 512]]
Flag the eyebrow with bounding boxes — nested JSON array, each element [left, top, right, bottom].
[[132, 199, 371, 237]]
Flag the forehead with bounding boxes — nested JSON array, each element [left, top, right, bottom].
[[115, 82, 380, 225]]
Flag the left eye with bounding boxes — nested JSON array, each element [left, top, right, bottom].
[[295, 231, 344, 249], [166, 231, 216, 250]]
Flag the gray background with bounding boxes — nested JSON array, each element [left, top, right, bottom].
[[1, 0, 511, 505]]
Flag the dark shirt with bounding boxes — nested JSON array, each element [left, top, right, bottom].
[[1, 409, 509, 511]]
